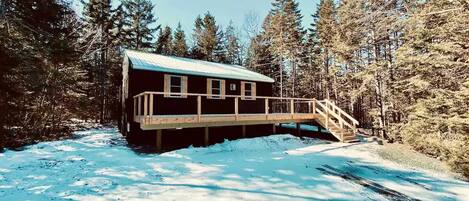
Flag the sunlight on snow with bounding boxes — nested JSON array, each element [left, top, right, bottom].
[[0, 129, 467, 201]]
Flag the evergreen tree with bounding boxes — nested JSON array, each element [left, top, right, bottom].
[[313, 0, 336, 99], [266, 0, 306, 97], [81, 0, 114, 123], [330, 0, 367, 122], [0, 0, 83, 147], [122, 0, 159, 50], [81, 0, 127, 123], [395, 0, 469, 177], [246, 33, 282, 96], [296, 25, 322, 98], [224, 21, 242, 65], [190, 15, 205, 59], [172, 23, 188, 57], [191, 12, 224, 62], [155, 25, 172, 55], [110, 3, 129, 48]]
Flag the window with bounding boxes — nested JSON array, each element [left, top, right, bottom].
[[241, 81, 256, 100], [207, 78, 225, 99], [230, 83, 236, 91], [170, 76, 182, 94], [164, 74, 187, 98]]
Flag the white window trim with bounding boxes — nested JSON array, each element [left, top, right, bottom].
[[241, 81, 256, 100], [169, 75, 183, 97], [207, 78, 225, 99], [164, 74, 187, 98]]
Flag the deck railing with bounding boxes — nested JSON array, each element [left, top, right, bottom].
[[133, 92, 316, 119], [132, 92, 358, 137]]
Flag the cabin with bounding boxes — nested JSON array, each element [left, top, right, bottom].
[[121, 50, 359, 151]]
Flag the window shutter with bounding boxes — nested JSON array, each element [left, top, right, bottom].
[[182, 76, 188, 98], [207, 79, 212, 96], [221, 80, 226, 99], [252, 82, 257, 100], [164, 74, 170, 97], [240, 81, 245, 99]]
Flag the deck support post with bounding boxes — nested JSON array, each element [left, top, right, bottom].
[[272, 124, 276, 134], [204, 127, 209, 146], [265, 98, 269, 120], [296, 123, 301, 136], [156, 129, 162, 152], [133, 97, 137, 119], [242, 125, 246, 138]]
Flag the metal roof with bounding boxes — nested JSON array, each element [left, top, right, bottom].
[[125, 50, 275, 83]]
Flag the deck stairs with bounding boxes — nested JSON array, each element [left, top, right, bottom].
[[313, 100, 360, 143]]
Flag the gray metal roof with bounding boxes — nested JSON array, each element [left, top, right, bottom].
[[125, 50, 275, 83]]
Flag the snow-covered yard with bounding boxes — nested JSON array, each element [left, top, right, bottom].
[[0, 128, 468, 201]]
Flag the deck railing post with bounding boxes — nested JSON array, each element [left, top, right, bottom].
[[308, 101, 312, 113], [290, 99, 294, 118], [235, 97, 239, 121], [325, 101, 329, 128], [312, 100, 316, 114], [143, 94, 148, 123], [137, 96, 142, 120], [353, 123, 357, 135], [149, 94, 154, 123], [197, 96, 201, 122]]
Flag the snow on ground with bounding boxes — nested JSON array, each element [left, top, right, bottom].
[[0, 128, 468, 201]]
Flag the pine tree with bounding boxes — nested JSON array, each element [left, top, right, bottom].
[[313, 0, 336, 99], [330, 0, 367, 122], [122, 0, 159, 50], [266, 0, 306, 97], [110, 3, 129, 48], [395, 0, 469, 177], [155, 25, 172, 55], [246, 33, 282, 96], [191, 12, 224, 62], [296, 25, 322, 98], [224, 21, 242, 65], [172, 23, 188, 57], [0, 0, 84, 147], [82, 0, 128, 123], [246, 14, 286, 97]]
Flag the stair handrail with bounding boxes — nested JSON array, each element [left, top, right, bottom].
[[315, 101, 353, 129], [315, 99, 359, 136], [324, 99, 359, 126]]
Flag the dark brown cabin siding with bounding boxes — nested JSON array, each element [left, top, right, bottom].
[[127, 67, 273, 117]]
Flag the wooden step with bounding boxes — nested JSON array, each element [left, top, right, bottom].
[[343, 135, 358, 142], [314, 118, 358, 143]]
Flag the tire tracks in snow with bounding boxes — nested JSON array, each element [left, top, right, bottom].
[[316, 164, 421, 201]]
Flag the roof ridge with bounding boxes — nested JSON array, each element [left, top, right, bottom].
[[125, 50, 274, 83]]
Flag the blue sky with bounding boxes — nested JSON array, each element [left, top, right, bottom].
[[73, 0, 319, 42], [155, 0, 318, 39]]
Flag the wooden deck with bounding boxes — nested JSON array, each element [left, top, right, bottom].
[[133, 92, 359, 143], [136, 113, 319, 130]]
